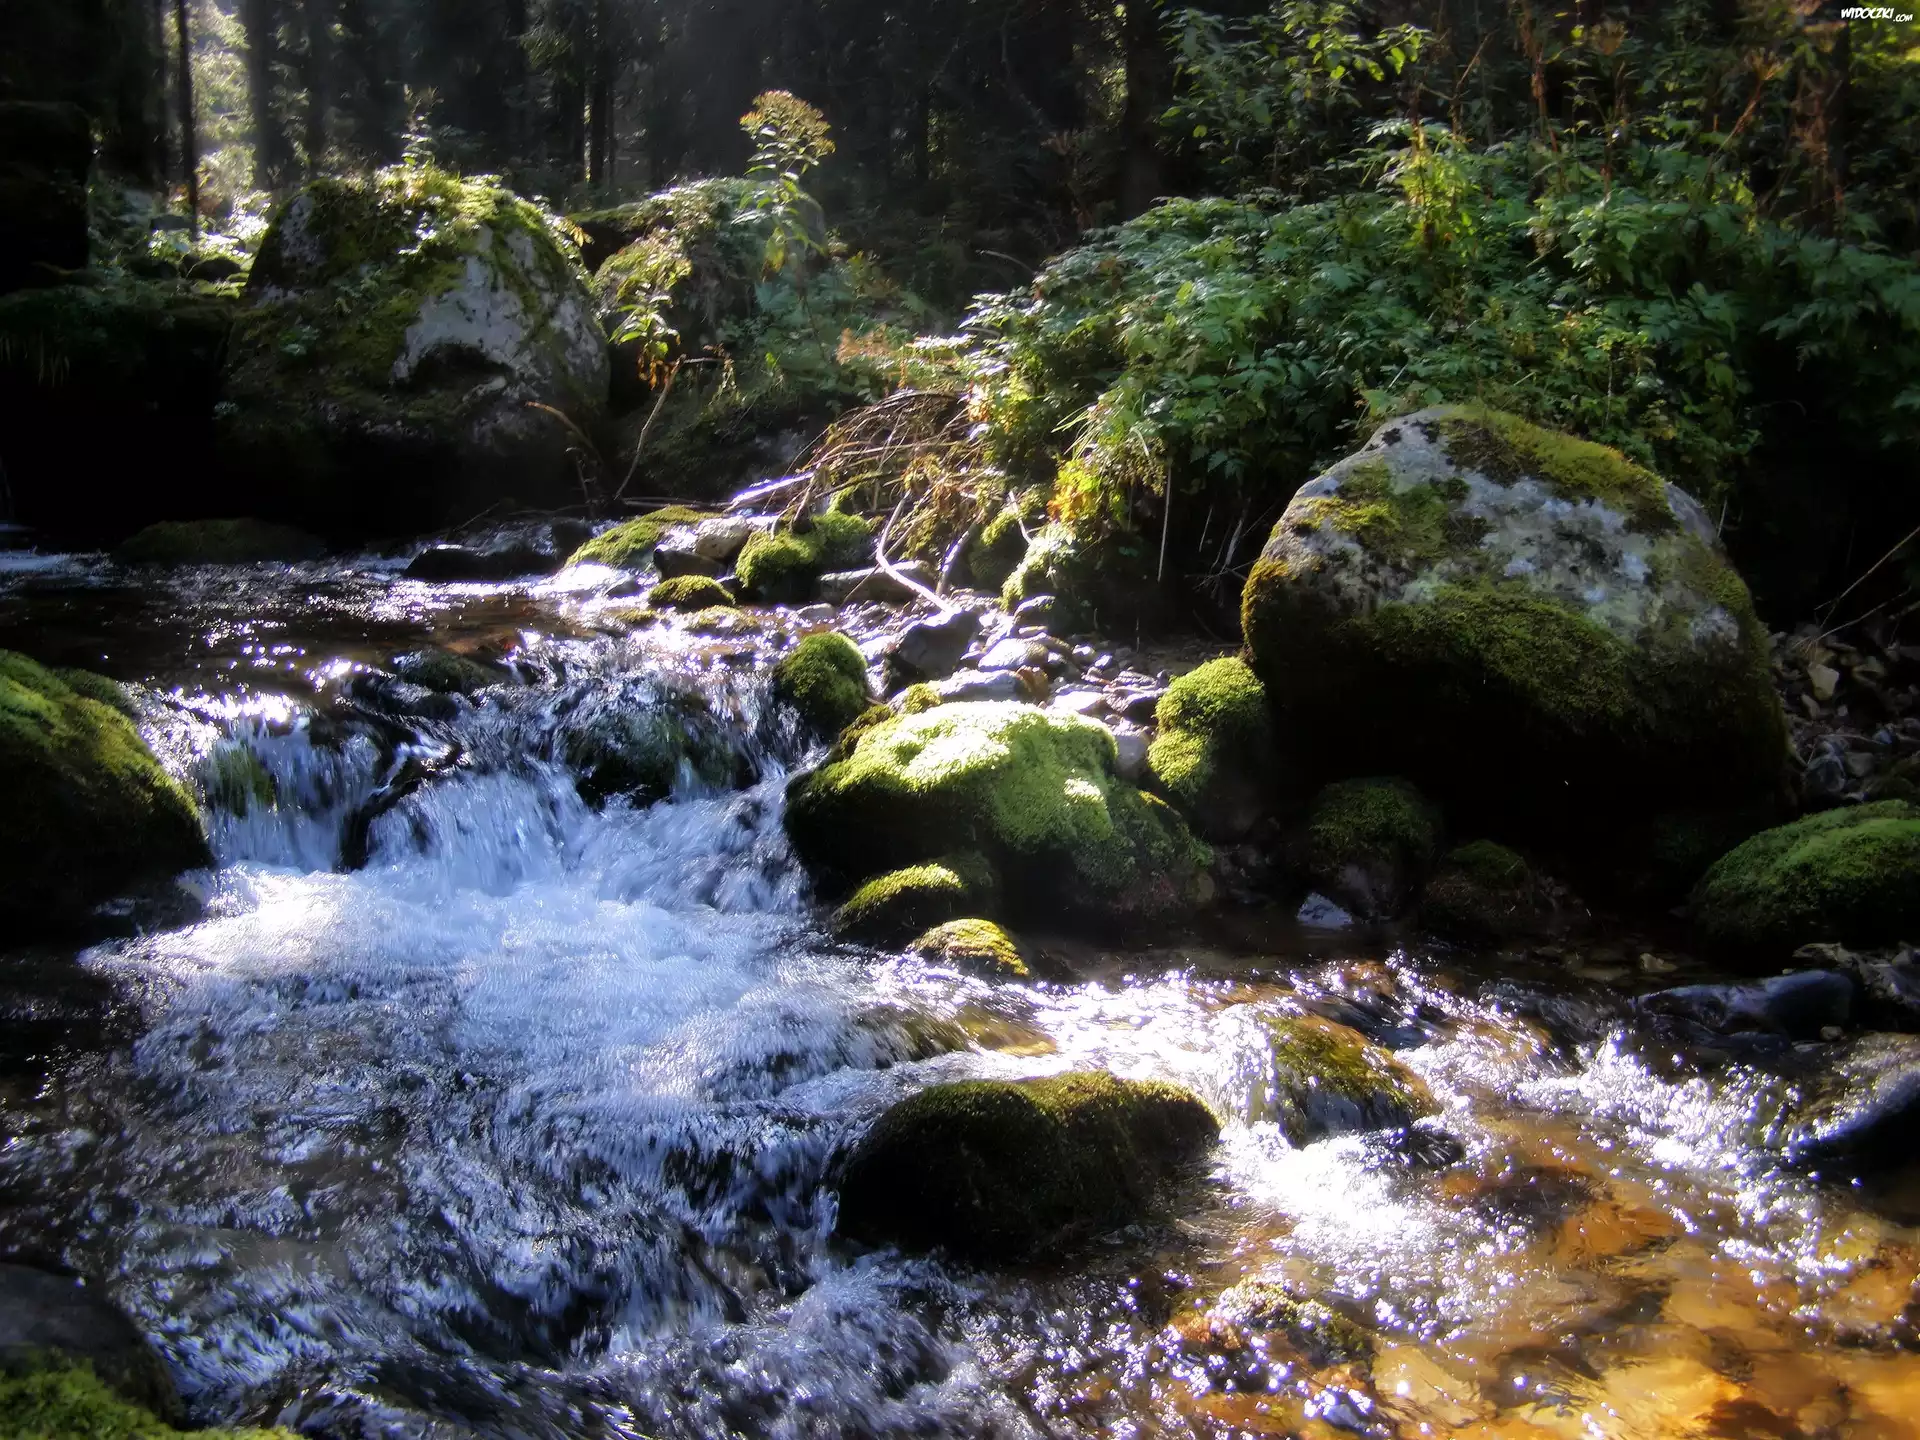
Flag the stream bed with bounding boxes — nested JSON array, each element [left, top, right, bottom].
[[2, 550, 1917, 1440]]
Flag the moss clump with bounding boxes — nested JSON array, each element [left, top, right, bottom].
[[898, 684, 944, 715], [1001, 522, 1157, 633], [1246, 1013, 1436, 1144], [0, 651, 208, 931], [908, 918, 1029, 979], [649, 575, 736, 611], [1148, 658, 1275, 841], [1419, 840, 1559, 943], [966, 492, 1043, 591], [735, 511, 875, 603], [772, 632, 871, 738], [1690, 802, 1920, 958], [391, 647, 504, 694], [1206, 1282, 1374, 1368], [116, 520, 326, 566], [1291, 456, 1482, 571], [1302, 777, 1440, 919], [835, 1071, 1219, 1259], [199, 742, 276, 818], [567, 507, 715, 569], [0, 1360, 293, 1440], [53, 668, 139, 719], [833, 855, 997, 944], [1436, 404, 1675, 534], [561, 692, 746, 807], [787, 701, 1212, 926]]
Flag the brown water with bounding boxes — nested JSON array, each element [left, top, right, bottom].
[[0, 549, 1915, 1440]]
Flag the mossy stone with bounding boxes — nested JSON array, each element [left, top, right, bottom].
[[835, 1071, 1219, 1260], [0, 651, 208, 932], [0, 1361, 293, 1440], [1302, 777, 1441, 919], [561, 690, 745, 808], [1148, 657, 1276, 841], [1241, 406, 1788, 863], [391, 647, 504, 695], [1242, 1013, 1436, 1144], [908, 918, 1030, 979], [966, 492, 1043, 591], [1202, 1282, 1374, 1368], [649, 575, 736, 611], [736, 511, 875, 603], [787, 701, 1212, 927], [567, 507, 716, 568], [1001, 522, 1158, 633], [115, 519, 326, 566], [832, 855, 998, 945], [1418, 840, 1560, 943], [1690, 802, 1920, 958], [772, 632, 872, 739]]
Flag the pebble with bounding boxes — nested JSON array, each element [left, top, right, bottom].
[[791, 603, 836, 626], [981, 637, 1047, 671], [1109, 727, 1149, 780]]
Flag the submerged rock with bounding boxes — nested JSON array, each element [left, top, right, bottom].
[[222, 165, 609, 533], [1690, 802, 1920, 958], [1241, 406, 1789, 858], [770, 631, 871, 738], [907, 918, 1030, 979], [559, 682, 749, 807], [1636, 971, 1854, 1041], [835, 1071, 1218, 1260], [1784, 1032, 1920, 1172], [1233, 1012, 1436, 1143], [1175, 1280, 1374, 1371], [0, 652, 208, 931], [1418, 841, 1563, 943], [1147, 658, 1276, 842], [390, 647, 507, 695], [1301, 777, 1441, 920], [786, 701, 1212, 927], [649, 575, 736, 612], [0, 1263, 181, 1423], [116, 519, 326, 566], [832, 855, 997, 945]]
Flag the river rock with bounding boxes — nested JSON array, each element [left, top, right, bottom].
[[1301, 777, 1442, 920], [886, 609, 981, 685], [1636, 970, 1854, 1041], [1418, 841, 1563, 943], [1784, 1032, 1920, 1171], [834, 1071, 1218, 1259], [404, 519, 590, 581], [221, 165, 610, 534], [1241, 406, 1789, 858], [693, 516, 755, 564], [1109, 726, 1149, 782], [1801, 943, 1920, 1031], [771, 631, 872, 738], [652, 526, 723, 579], [1229, 1012, 1436, 1143], [0, 1263, 181, 1422], [560, 678, 751, 807], [934, 669, 1027, 703], [817, 563, 935, 606], [1147, 658, 1276, 842], [0, 102, 91, 288], [786, 700, 1213, 926]]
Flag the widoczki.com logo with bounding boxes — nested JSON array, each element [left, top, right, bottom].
[[1838, 5, 1915, 15]]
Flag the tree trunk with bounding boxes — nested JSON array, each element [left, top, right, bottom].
[[589, 0, 613, 187], [301, 0, 332, 171], [174, 0, 198, 234], [241, 0, 291, 188], [1120, 0, 1169, 218]]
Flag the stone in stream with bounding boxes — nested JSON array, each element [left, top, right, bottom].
[[885, 609, 982, 684], [1300, 777, 1443, 921], [1240, 406, 1790, 867], [651, 526, 723, 579], [1230, 1012, 1436, 1144], [1146, 658, 1277, 842], [390, 646, 508, 695], [817, 563, 935, 606], [1635, 970, 1855, 1041], [0, 652, 209, 934], [979, 636, 1048, 672], [691, 516, 755, 565], [771, 631, 873, 739], [0, 1263, 182, 1423], [906, 918, 1031, 979], [1783, 1032, 1920, 1172], [786, 700, 1212, 927], [221, 165, 610, 533], [833, 854, 998, 945], [934, 669, 1028, 704], [1418, 841, 1564, 943], [835, 1072, 1218, 1260], [117, 519, 327, 566], [1799, 943, 1920, 1031], [404, 519, 591, 581]]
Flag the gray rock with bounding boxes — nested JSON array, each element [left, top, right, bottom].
[[1637, 970, 1854, 1040], [1803, 943, 1920, 1031], [653, 527, 723, 578], [888, 609, 983, 683], [404, 518, 592, 581], [1803, 748, 1850, 804], [1785, 1032, 1920, 1171], [1049, 690, 1108, 718], [936, 669, 1027, 703], [1115, 689, 1164, 726], [1298, 893, 1356, 928], [1110, 727, 1149, 781], [693, 516, 754, 564], [981, 636, 1048, 671], [792, 603, 837, 626], [0, 1263, 181, 1422], [818, 563, 935, 606]]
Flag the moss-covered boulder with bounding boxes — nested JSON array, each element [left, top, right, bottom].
[[787, 701, 1212, 927], [1418, 840, 1562, 943], [0, 1360, 293, 1440], [566, 506, 716, 569], [559, 683, 749, 808], [1234, 1013, 1436, 1144], [1301, 777, 1441, 920], [221, 164, 610, 534], [771, 632, 871, 738], [649, 575, 735, 611], [736, 511, 874, 604], [1176, 1281, 1374, 1371], [390, 647, 505, 695], [1001, 522, 1159, 634], [1242, 406, 1789, 860], [0, 652, 208, 931], [116, 519, 326, 566], [832, 855, 998, 945], [1690, 802, 1920, 958], [1148, 658, 1276, 841], [907, 918, 1030, 979], [965, 489, 1046, 591], [835, 1071, 1218, 1260]]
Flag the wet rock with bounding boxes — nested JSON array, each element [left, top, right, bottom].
[[390, 647, 507, 694], [1301, 777, 1442, 920], [885, 609, 982, 685], [1241, 405, 1788, 856], [1147, 658, 1276, 842], [1636, 971, 1854, 1040], [560, 682, 750, 807], [0, 652, 210, 934], [835, 1071, 1218, 1260], [736, 512, 875, 603], [934, 669, 1027, 703], [833, 855, 997, 945], [1798, 943, 1920, 1031], [817, 562, 935, 606], [1109, 726, 1149, 782], [652, 527, 723, 579], [118, 519, 326, 566], [1784, 1032, 1920, 1172], [981, 636, 1047, 671], [771, 632, 872, 738], [1418, 841, 1563, 943], [404, 519, 590, 580], [0, 1263, 181, 1423], [1297, 892, 1355, 928], [1229, 1011, 1436, 1143], [1802, 746, 1851, 805], [792, 603, 837, 627], [1176, 1280, 1374, 1371], [786, 701, 1213, 927], [693, 516, 755, 564], [1113, 690, 1163, 726], [907, 918, 1030, 979]]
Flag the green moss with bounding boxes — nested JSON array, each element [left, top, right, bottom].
[[1690, 802, 1920, 957], [772, 632, 871, 738], [898, 684, 944, 715], [1435, 404, 1676, 534], [908, 918, 1030, 979], [1305, 777, 1440, 894], [1418, 840, 1559, 942], [966, 493, 1043, 591], [787, 701, 1212, 925], [1208, 1282, 1374, 1367], [1250, 1013, 1436, 1144], [199, 742, 276, 818], [391, 647, 504, 694], [52, 668, 137, 720], [562, 696, 743, 807], [1296, 456, 1481, 571], [1000, 522, 1152, 631], [0, 1360, 293, 1440], [835, 1071, 1219, 1259], [736, 511, 875, 603], [827, 703, 897, 764], [116, 520, 325, 566], [0, 650, 208, 931], [832, 855, 997, 944], [567, 507, 715, 569], [649, 575, 736, 611], [1148, 657, 1275, 840]]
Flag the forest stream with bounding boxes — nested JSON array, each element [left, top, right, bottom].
[[2, 548, 1917, 1440]]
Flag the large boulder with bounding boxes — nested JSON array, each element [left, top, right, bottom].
[[835, 1072, 1218, 1259], [1147, 657, 1276, 841], [786, 701, 1212, 927], [0, 652, 208, 932], [1241, 406, 1789, 860], [221, 165, 610, 536], [0, 102, 91, 289], [0, 1263, 180, 1422]]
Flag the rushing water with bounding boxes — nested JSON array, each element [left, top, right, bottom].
[[1, 550, 1917, 1440]]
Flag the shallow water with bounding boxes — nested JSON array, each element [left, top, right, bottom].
[[1, 551, 1916, 1439]]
